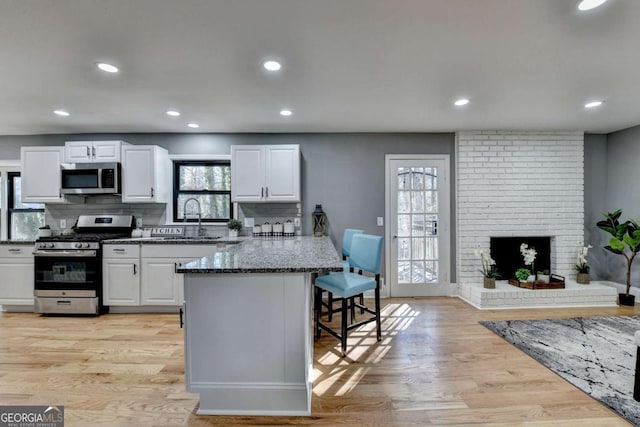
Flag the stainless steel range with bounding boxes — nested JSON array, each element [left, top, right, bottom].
[[33, 214, 134, 315]]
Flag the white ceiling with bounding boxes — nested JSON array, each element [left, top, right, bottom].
[[1, 0, 638, 135]]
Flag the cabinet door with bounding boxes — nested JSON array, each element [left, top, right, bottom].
[[265, 145, 300, 201], [64, 141, 92, 163], [231, 146, 265, 202], [0, 259, 34, 305], [103, 259, 140, 305], [122, 146, 156, 202], [141, 259, 182, 305], [20, 146, 68, 203], [92, 141, 122, 162]]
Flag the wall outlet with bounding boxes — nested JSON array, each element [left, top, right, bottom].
[[244, 217, 254, 228], [377, 217, 384, 226], [136, 218, 143, 228], [60, 219, 66, 229], [294, 217, 300, 227]]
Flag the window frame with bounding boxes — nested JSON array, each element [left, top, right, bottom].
[[7, 171, 45, 240], [172, 160, 233, 223]]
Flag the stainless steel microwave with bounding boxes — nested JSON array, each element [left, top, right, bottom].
[[60, 163, 121, 195]]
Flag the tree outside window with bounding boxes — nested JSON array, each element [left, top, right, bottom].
[[173, 162, 232, 222], [8, 172, 45, 240]]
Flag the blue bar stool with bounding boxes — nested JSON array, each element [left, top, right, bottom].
[[314, 234, 383, 357], [325, 228, 364, 321]]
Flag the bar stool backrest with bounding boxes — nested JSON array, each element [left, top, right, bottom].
[[342, 228, 364, 259], [349, 234, 383, 275]]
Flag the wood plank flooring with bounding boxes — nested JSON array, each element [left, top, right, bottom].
[[1, 298, 639, 426]]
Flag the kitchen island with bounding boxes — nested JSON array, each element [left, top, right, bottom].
[[176, 236, 343, 416]]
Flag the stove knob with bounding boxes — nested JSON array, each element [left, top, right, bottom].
[[47, 243, 55, 249], [84, 243, 91, 249], [75, 243, 82, 249]]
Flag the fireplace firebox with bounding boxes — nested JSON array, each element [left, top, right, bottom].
[[490, 237, 551, 280]]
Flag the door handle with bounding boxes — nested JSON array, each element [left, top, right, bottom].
[[86, 146, 90, 158], [92, 146, 96, 158], [133, 264, 137, 275], [179, 307, 184, 328]]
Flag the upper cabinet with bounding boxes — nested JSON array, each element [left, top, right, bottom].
[[231, 145, 300, 202], [121, 145, 171, 203], [64, 140, 128, 163], [20, 146, 80, 204]]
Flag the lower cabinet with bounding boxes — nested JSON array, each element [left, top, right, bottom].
[[104, 243, 216, 308], [0, 245, 35, 307], [103, 245, 141, 306]]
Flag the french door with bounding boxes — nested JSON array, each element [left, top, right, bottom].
[[386, 155, 450, 297]]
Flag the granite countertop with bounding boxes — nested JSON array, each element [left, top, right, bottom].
[[103, 237, 240, 244], [0, 240, 35, 244], [176, 236, 344, 274]]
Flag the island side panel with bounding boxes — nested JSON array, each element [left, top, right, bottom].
[[183, 272, 312, 416]]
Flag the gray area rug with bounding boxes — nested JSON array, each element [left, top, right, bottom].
[[480, 316, 640, 426]]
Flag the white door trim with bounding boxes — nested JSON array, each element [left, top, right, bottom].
[[384, 154, 451, 297]]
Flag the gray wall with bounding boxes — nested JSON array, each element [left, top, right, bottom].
[[584, 133, 608, 280], [600, 125, 640, 286], [0, 132, 456, 280]]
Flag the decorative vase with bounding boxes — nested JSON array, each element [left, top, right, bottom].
[[619, 293, 636, 306], [537, 274, 550, 284], [576, 273, 590, 285], [483, 276, 496, 289], [228, 229, 238, 238]]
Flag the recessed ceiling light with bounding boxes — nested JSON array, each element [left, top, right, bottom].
[[187, 123, 200, 128], [166, 110, 181, 117], [53, 110, 70, 117], [280, 109, 292, 116], [264, 60, 281, 71], [578, 0, 608, 11], [454, 98, 470, 106], [585, 100, 604, 108], [96, 62, 119, 73]]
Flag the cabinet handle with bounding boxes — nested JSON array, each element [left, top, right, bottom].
[[179, 307, 184, 328], [113, 248, 125, 252], [133, 264, 137, 275], [265, 187, 268, 198], [92, 146, 96, 158], [8, 249, 21, 253], [86, 146, 90, 157], [261, 187, 264, 198], [151, 187, 154, 197]]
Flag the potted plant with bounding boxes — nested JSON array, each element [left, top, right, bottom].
[[227, 219, 242, 238], [475, 248, 498, 289], [515, 267, 532, 284], [575, 243, 592, 284], [596, 209, 640, 306], [520, 243, 537, 283], [537, 269, 550, 284], [38, 225, 52, 238]]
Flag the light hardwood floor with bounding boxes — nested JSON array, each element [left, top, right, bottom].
[[1, 298, 639, 426]]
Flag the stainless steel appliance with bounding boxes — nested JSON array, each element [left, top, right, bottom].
[[60, 162, 121, 195], [33, 214, 134, 315]]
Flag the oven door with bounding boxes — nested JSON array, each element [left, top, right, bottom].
[[33, 251, 102, 314]]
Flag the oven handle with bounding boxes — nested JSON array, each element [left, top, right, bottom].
[[33, 250, 98, 257]]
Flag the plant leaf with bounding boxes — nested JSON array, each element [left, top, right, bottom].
[[596, 220, 617, 236], [607, 239, 625, 253]]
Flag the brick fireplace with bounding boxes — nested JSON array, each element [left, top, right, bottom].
[[454, 131, 616, 308]]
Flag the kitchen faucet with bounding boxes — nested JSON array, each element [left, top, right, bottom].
[[183, 197, 206, 236]]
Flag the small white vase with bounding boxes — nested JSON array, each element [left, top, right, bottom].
[[228, 229, 238, 238]]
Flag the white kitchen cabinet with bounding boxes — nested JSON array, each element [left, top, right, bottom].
[[141, 244, 216, 306], [0, 245, 34, 307], [231, 145, 300, 202], [121, 145, 171, 203], [20, 146, 81, 204], [103, 244, 140, 306], [64, 140, 128, 163]]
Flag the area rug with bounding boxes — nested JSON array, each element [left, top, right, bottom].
[[480, 316, 640, 425]]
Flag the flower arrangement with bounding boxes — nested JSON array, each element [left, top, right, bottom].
[[474, 247, 498, 278], [518, 243, 537, 282], [575, 243, 593, 274]]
